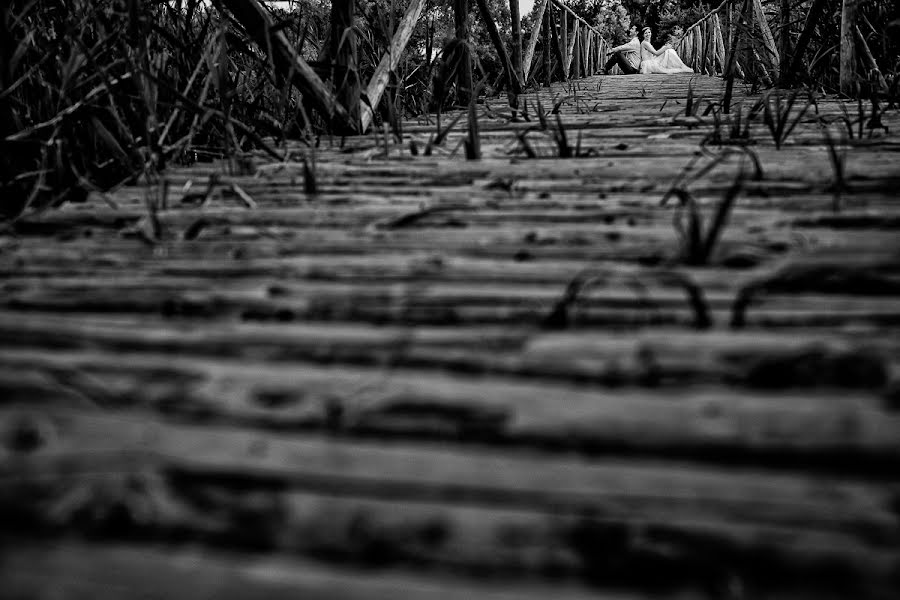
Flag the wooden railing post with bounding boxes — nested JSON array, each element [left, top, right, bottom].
[[523, 0, 548, 82], [549, 2, 567, 82], [586, 32, 592, 75], [508, 0, 524, 88], [329, 0, 360, 133], [454, 0, 473, 104], [360, 0, 426, 133], [474, 0, 521, 106], [572, 25, 581, 78], [566, 20, 578, 75], [543, 3, 552, 86], [839, 0, 858, 95], [561, 11, 569, 78], [723, 0, 752, 113]]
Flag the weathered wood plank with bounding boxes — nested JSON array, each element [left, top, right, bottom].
[[2, 347, 898, 469], [2, 543, 624, 600]]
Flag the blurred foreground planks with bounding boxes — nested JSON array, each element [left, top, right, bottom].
[[2, 74, 900, 599]]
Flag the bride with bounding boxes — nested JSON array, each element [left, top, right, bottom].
[[639, 27, 693, 74]]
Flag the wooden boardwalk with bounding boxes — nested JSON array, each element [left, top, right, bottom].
[[2, 74, 900, 599]]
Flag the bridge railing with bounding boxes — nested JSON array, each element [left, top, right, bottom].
[[220, 0, 608, 134], [522, 0, 610, 88], [675, 0, 882, 94], [674, 0, 782, 84]]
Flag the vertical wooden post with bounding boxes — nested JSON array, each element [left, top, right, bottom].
[[587, 32, 594, 75], [573, 26, 581, 78], [474, 0, 521, 105], [508, 0, 524, 88], [549, 2, 567, 82], [581, 25, 591, 77], [597, 38, 609, 71], [561, 12, 569, 78], [712, 13, 726, 75], [700, 22, 708, 75], [723, 0, 752, 113], [566, 21, 578, 74], [454, 0, 473, 104], [543, 4, 552, 86], [523, 0, 549, 82], [691, 27, 703, 72], [839, 0, 858, 95], [360, 0, 426, 132], [585, 28, 591, 75], [329, 0, 359, 132]]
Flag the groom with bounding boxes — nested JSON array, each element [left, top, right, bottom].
[[602, 26, 640, 75]]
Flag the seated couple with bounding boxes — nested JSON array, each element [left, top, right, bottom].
[[603, 26, 692, 75]]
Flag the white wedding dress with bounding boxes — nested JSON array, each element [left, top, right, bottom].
[[639, 42, 693, 74]]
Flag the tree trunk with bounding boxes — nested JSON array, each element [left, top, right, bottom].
[[454, 0, 473, 105], [508, 0, 524, 88], [839, 0, 858, 95]]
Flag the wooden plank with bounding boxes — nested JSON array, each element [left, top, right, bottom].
[[5, 408, 898, 533], [3, 543, 620, 600], [3, 407, 898, 598], [3, 345, 899, 465]]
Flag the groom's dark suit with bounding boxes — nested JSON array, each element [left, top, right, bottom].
[[604, 37, 640, 75]]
